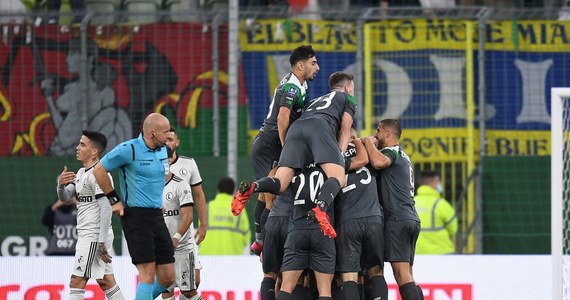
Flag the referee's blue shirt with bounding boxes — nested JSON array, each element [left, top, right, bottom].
[[101, 133, 169, 209]]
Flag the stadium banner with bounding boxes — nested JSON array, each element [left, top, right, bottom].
[[0, 23, 248, 157], [0, 255, 551, 299], [239, 19, 570, 157], [402, 128, 551, 162]]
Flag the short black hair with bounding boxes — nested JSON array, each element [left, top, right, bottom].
[[169, 126, 179, 138], [289, 45, 316, 67], [419, 170, 440, 185], [379, 118, 402, 139], [82, 130, 107, 156], [328, 72, 354, 91], [217, 177, 235, 194]]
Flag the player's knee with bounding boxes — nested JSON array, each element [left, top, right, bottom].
[[96, 276, 114, 290], [264, 272, 278, 281], [366, 265, 384, 277], [339, 272, 358, 282], [69, 275, 87, 289], [181, 290, 197, 298], [158, 272, 175, 287]]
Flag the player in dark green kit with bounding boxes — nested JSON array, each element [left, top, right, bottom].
[[363, 119, 424, 300], [335, 131, 388, 300], [233, 72, 357, 239], [232, 45, 319, 254]]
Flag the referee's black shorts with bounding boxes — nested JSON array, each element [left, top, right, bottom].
[[121, 207, 175, 265]]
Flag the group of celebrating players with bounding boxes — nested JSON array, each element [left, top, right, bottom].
[[231, 45, 425, 300]]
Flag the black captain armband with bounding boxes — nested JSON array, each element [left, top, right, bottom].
[[106, 190, 121, 206]]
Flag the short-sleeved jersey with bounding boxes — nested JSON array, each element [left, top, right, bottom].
[[258, 72, 308, 139], [169, 155, 203, 187], [300, 91, 357, 137], [74, 164, 114, 241], [268, 189, 293, 218], [376, 145, 420, 221], [100, 134, 169, 209], [163, 175, 195, 253], [169, 154, 202, 243], [288, 164, 333, 231], [335, 165, 383, 223]]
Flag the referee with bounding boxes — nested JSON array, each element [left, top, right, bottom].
[[94, 113, 175, 300]]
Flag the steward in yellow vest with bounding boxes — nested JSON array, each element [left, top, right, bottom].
[[414, 171, 457, 254], [200, 177, 252, 255]]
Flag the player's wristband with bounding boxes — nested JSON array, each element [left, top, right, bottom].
[[106, 190, 121, 206], [172, 232, 182, 240]]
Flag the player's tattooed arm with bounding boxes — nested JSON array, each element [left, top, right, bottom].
[[97, 242, 112, 263]]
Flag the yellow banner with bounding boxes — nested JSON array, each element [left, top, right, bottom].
[[365, 19, 570, 52], [239, 19, 356, 52], [401, 128, 550, 162]]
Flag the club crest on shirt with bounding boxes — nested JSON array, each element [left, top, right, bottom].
[[166, 192, 174, 201], [179, 168, 188, 176]]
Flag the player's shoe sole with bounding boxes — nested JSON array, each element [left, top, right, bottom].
[[307, 207, 337, 238], [231, 180, 256, 216]]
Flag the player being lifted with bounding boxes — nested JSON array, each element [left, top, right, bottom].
[[233, 71, 357, 239], [235, 45, 319, 255], [161, 148, 201, 300], [56, 130, 125, 300]]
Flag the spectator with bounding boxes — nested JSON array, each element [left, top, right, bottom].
[[414, 170, 458, 254], [42, 197, 78, 256], [200, 177, 252, 255]]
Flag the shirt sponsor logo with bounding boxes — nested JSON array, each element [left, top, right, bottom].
[[164, 209, 180, 217], [77, 195, 93, 203]]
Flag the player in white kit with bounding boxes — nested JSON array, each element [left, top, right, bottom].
[[56, 130, 125, 300], [161, 148, 202, 300], [166, 127, 206, 289]]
